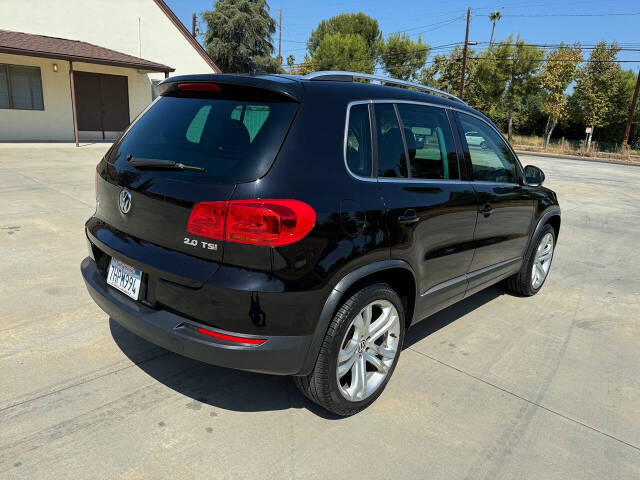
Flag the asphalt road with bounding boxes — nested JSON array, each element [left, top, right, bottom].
[[1, 145, 639, 479]]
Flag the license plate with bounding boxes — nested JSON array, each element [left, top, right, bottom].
[[106, 258, 142, 300]]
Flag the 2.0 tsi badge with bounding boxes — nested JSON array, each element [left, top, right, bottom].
[[118, 189, 132, 214]]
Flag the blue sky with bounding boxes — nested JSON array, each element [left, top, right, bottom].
[[166, 0, 640, 72]]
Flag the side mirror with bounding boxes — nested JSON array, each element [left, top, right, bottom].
[[523, 165, 545, 186]]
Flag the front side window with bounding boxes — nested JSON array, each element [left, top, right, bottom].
[[374, 103, 408, 178], [396, 104, 459, 180], [0, 64, 44, 110], [458, 113, 518, 184], [346, 104, 372, 177]]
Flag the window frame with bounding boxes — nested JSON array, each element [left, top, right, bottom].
[[343, 100, 376, 181], [453, 110, 524, 185], [0, 63, 45, 111], [343, 99, 470, 184]]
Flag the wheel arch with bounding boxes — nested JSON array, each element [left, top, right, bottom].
[[297, 260, 416, 376], [546, 213, 561, 239], [527, 207, 561, 255]]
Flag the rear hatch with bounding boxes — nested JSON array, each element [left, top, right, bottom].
[[94, 78, 300, 276]]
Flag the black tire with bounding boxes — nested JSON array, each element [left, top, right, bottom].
[[294, 283, 405, 416], [504, 224, 555, 296]]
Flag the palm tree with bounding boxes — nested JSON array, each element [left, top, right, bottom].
[[489, 11, 502, 45]]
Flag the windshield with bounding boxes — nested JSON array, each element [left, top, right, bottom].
[[109, 95, 298, 183]]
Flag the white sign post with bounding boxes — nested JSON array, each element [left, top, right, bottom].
[[585, 126, 593, 152]]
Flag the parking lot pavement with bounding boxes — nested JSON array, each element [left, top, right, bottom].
[[0, 145, 639, 479]]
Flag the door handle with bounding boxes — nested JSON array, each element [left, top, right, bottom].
[[479, 203, 493, 217], [398, 210, 419, 225]]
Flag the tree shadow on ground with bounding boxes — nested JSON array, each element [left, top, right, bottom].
[[109, 286, 505, 419]]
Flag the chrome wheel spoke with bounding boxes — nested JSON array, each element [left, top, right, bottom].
[[338, 338, 357, 362], [367, 305, 390, 335], [361, 304, 373, 333], [352, 312, 365, 338], [346, 355, 367, 400], [538, 252, 552, 263], [364, 352, 388, 373], [338, 348, 358, 377], [369, 343, 395, 359], [369, 308, 396, 343]]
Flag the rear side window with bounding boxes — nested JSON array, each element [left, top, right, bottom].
[[111, 96, 298, 183], [396, 104, 459, 180], [374, 103, 408, 178], [346, 104, 372, 177]]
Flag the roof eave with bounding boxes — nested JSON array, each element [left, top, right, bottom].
[[0, 46, 175, 73]]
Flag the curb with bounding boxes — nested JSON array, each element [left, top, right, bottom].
[[515, 149, 640, 167]]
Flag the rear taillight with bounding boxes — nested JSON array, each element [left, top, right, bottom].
[[187, 201, 227, 240], [187, 199, 316, 247]]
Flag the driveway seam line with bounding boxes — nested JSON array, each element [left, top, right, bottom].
[[0, 350, 171, 414], [407, 347, 640, 453]]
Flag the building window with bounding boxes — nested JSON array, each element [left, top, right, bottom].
[[0, 64, 44, 110]]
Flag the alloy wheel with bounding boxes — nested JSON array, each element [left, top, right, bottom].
[[532, 232, 554, 289], [336, 300, 401, 401]]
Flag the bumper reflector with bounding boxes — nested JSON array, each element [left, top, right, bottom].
[[196, 327, 266, 345]]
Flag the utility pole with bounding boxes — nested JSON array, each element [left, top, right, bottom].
[[192, 13, 197, 39], [622, 69, 640, 147], [278, 7, 282, 63], [459, 8, 471, 100]]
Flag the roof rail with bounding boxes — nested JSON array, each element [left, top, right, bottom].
[[301, 71, 466, 105]]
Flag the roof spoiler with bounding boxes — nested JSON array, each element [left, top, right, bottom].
[[157, 74, 304, 102]]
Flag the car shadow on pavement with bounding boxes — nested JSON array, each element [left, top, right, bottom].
[[109, 286, 504, 419]]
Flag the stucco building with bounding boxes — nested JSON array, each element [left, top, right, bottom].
[[0, 0, 220, 143]]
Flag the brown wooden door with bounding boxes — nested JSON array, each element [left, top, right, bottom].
[[75, 71, 130, 136]]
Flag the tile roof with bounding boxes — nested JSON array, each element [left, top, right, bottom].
[[0, 29, 174, 72]]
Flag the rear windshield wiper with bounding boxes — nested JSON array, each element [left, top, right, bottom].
[[126, 154, 205, 172]]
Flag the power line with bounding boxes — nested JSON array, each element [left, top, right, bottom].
[[503, 12, 640, 17]]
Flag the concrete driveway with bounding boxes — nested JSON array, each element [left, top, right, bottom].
[[1, 145, 639, 479]]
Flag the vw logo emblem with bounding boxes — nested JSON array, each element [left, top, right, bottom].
[[119, 189, 132, 214]]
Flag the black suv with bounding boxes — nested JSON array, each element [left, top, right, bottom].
[[81, 71, 560, 416]]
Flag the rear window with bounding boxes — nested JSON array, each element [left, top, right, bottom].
[[110, 96, 298, 183]]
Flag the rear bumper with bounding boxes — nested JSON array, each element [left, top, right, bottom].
[[81, 257, 312, 375]]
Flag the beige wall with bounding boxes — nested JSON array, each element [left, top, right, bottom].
[[0, 53, 154, 141], [0, 0, 215, 79], [0, 0, 217, 141]]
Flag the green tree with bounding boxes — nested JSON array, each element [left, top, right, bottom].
[[488, 11, 502, 45], [202, 0, 281, 74], [573, 41, 622, 150], [307, 12, 382, 59], [468, 41, 513, 118], [311, 33, 374, 73], [297, 54, 315, 75], [489, 36, 544, 140], [419, 45, 476, 97], [380, 34, 429, 81], [540, 44, 582, 147]]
